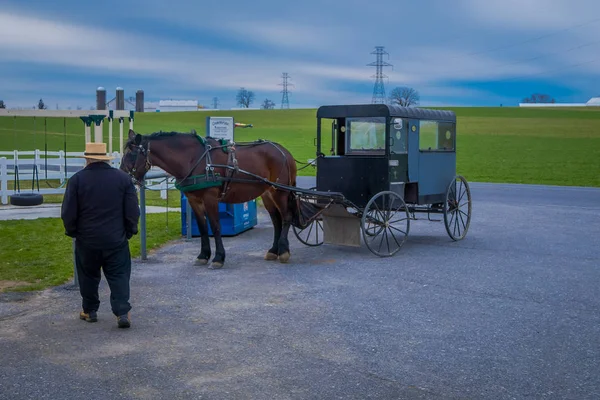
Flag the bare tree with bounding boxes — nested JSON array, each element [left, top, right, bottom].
[[522, 93, 555, 103], [37, 98, 47, 109], [262, 98, 275, 109], [0, 100, 5, 109], [389, 86, 420, 107], [236, 87, 255, 108]]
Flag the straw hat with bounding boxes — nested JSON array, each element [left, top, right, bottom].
[[81, 142, 114, 161]]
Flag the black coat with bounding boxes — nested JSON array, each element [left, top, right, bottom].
[[61, 161, 140, 249]]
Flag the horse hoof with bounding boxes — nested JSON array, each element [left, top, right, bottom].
[[278, 252, 291, 263], [209, 262, 224, 269], [264, 252, 278, 261], [195, 258, 209, 266]]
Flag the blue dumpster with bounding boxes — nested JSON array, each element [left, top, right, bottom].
[[180, 192, 258, 237]]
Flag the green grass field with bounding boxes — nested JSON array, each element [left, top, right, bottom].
[[1, 106, 599, 186], [1, 105, 599, 293]]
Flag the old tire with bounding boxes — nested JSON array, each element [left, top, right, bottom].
[[9, 192, 44, 207]]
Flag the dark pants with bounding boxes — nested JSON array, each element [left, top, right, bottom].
[[75, 240, 132, 317]]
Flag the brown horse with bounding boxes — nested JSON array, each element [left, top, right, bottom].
[[119, 129, 307, 269]]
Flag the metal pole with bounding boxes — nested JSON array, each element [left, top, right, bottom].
[[72, 238, 79, 289], [186, 196, 192, 240], [140, 181, 147, 260]]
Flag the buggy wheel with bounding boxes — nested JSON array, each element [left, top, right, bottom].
[[443, 175, 472, 241], [364, 208, 384, 236], [361, 191, 410, 257], [292, 187, 324, 247]]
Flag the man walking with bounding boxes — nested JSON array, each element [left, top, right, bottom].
[[61, 142, 140, 329]]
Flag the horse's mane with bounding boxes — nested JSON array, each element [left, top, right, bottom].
[[145, 130, 198, 140]]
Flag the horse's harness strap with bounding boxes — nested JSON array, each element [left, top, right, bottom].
[[219, 143, 238, 200], [175, 173, 222, 192]]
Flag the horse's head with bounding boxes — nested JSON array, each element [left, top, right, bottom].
[[120, 129, 151, 183]]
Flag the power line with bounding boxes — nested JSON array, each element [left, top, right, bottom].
[[483, 56, 600, 84], [494, 39, 600, 70], [447, 17, 600, 62], [432, 38, 600, 79]]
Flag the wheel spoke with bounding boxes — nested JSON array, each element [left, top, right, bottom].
[[389, 227, 402, 248], [388, 225, 407, 236], [453, 211, 461, 237]]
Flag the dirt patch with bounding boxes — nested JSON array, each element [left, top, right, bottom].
[[0, 280, 30, 292]]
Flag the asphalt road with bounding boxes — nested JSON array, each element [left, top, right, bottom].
[[1, 181, 599, 399]]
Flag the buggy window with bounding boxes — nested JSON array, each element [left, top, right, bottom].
[[390, 118, 407, 154], [419, 120, 455, 151], [345, 117, 386, 154]]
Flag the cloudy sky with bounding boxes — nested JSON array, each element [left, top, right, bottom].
[[1, 0, 600, 109]]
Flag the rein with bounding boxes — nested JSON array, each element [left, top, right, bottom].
[[125, 133, 298, 197]]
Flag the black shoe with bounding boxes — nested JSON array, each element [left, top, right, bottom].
[[79, 310, 98, 322], [117, 313, 131, 329]]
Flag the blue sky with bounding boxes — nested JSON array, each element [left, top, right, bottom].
[[1, 0, 600, 109]]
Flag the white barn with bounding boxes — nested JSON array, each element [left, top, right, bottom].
[[158, 99, 198, 112], [586, 97, 600, 106]]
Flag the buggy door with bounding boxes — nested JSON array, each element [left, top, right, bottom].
[[388, 117, 408, 198]]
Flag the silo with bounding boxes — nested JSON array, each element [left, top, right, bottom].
[[96, 87, 106, 110], [135, 90, 144, 112], [116, 87, 125, 110]]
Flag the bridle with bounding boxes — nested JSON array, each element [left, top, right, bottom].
[[125, 140, 152, 187]]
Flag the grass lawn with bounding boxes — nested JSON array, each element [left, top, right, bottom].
[[0, 106, 598, 293], [0, 212, 182, 293], [1, 106, 599, 186]]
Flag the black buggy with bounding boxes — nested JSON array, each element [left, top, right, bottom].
[[291, 104, 472, 257]]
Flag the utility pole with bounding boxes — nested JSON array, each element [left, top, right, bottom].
[[278, 73, 294, 109], [367, 46, 393, 104]]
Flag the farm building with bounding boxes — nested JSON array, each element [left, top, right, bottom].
[[586, 97, 600, 106], [143, 101, 159, 112], [158, 100, 199, 112]]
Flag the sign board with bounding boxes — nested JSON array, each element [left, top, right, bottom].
[[206, 116, 234, 141]]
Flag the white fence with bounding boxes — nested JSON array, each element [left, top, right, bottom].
[[0, 150, 174, 205]]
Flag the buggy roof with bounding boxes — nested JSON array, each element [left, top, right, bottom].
[[316, 104, 456, 122]]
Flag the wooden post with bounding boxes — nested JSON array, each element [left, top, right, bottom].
[[108, 110, 114, 153], [0, 157, 7, 205], [119, 117, 124, 157]]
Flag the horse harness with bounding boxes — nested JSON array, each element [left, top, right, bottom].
[[127, 134, 292, 200]]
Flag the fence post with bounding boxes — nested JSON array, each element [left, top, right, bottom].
[[0, 157, 7, 205], [59, 150, 65, 184], [140, 181, 147, 261], [119, 117, 124, 157]]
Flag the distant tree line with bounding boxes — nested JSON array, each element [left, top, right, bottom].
[[521, 93, 556, 103]]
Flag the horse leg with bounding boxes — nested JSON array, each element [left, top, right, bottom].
[[203, 194, 226, 269], [261, 192, 282, 261], [273, 191, 294, 263], [188, 199, 211, 265]]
